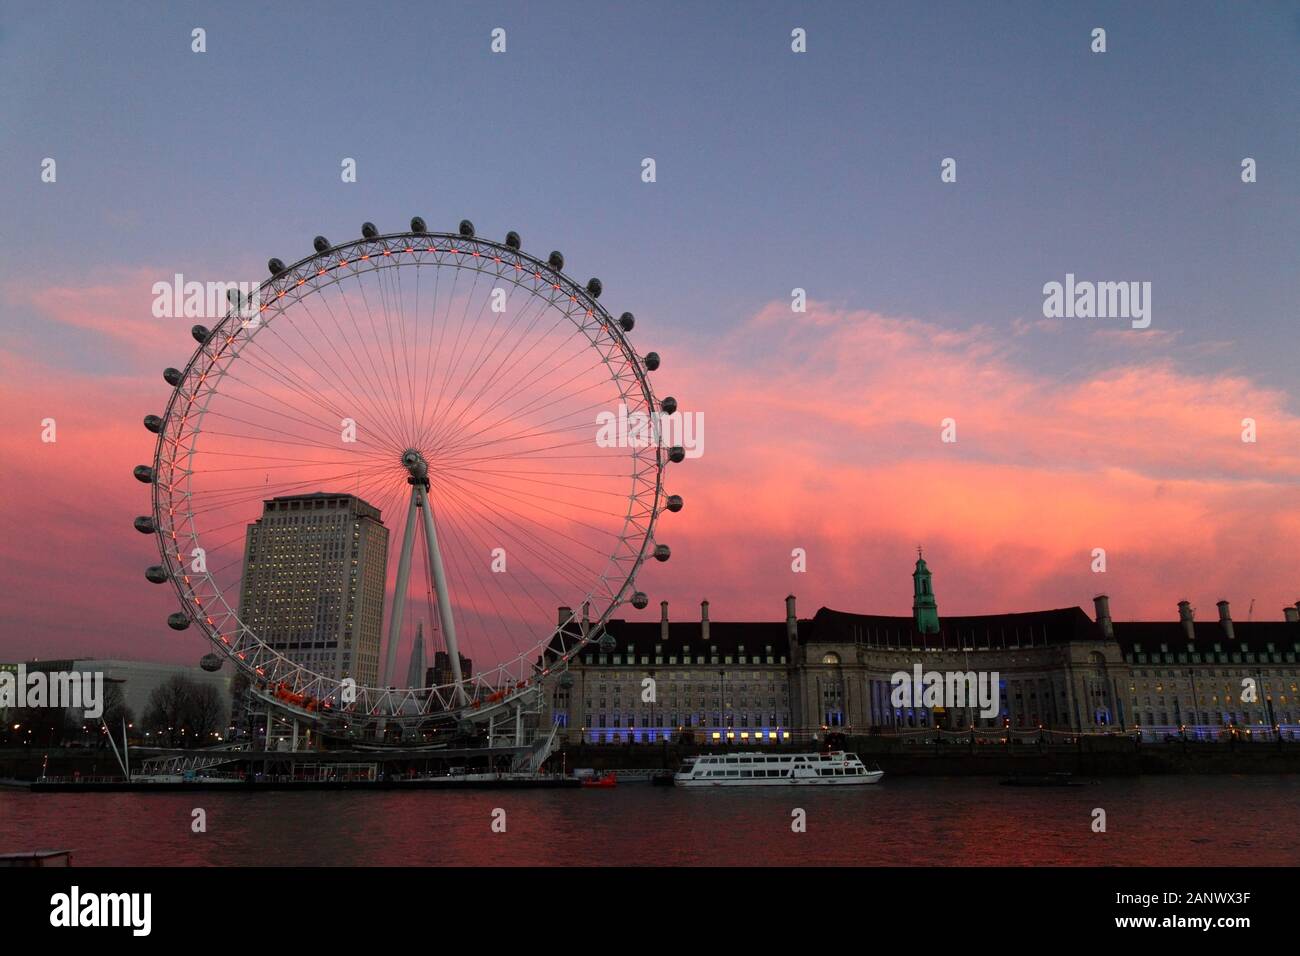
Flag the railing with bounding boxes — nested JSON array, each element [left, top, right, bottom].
[[560, 725, 1300, 747]]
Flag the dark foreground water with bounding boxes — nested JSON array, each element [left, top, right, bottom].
[[2, 776, 1298, 866]]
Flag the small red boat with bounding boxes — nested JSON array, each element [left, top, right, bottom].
[[581, 772, 617, 788]]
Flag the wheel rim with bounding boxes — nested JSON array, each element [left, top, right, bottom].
[[146, 228, 674, 733]]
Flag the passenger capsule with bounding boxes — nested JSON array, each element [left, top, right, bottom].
[[653, 544, 671, 562], [665, 494, 683, 513], [668, 446, 686, 463], [143, 414, 164, 434], [618, 312, 634, 332], [167, 612, 191, 631], [559, 671, 576, 689], [505, 231, 521, 250], [200, 653, 224, 673], [145, 565, 169, 584], [631, 591, 649, 610], [163, 367, 183, 387], [361, 222, 378, 239], [134, 516, 156, 534], [267, 258, 286, 276], [226, 288, 243, 309], [458, 219, 475, 237], [548, 251, 564, 272], [598, 632, 616, 651], [644, 352, 660, 371], [191, 325, 209, 344], [133, 465, 154, 484], [586, 278, 602, 298], [313, 235, 331, 253], [410, 216, 427, 234], [661, 396, 677, 415]]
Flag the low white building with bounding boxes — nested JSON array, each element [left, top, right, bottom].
[[70, 659, 234, 731]]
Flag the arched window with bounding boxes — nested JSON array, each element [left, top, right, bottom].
[[822, 652, 840, 665]]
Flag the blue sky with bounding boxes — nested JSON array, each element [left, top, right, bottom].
[[2, 0, 1296, 389], [1, 2, 1298, 663]]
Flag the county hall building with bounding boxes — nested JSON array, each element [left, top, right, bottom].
[[543, 557, 1300, 744]]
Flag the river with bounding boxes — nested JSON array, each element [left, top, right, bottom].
[[2, 775, 1297, 866]]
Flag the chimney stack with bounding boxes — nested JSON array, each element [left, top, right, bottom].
[[785, 594, 798, 643], [581, 601, 590, 637], [557, 605, 572, 628], [1093, 594, 1113, 639], [660, 600, 670, 643], [700, 599, 710, 642], [1178, 600, 1195, 642], [1284, 606, 1299, 624], [1217, 600, 1234, 641]]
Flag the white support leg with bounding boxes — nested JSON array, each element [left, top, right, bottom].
[[417, 485, 468, 706], [381, 488, 421, 689]]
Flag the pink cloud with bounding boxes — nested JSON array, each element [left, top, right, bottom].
[[638, 301, 1300, 627], [0, 288, 1297, 670]]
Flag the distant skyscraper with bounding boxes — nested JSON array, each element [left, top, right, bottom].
[[405, 621, 428, 688], [238, 493, 389, 686]]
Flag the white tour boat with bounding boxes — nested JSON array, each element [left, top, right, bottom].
[[673, 751, 884, 787]]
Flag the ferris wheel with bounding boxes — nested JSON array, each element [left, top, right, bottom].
[[133, 218, 684, 736]]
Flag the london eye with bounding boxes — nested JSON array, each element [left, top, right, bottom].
[[133, 218, 684, 743]]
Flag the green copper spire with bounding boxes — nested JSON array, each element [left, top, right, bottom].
[[912, 547, 940, 634]]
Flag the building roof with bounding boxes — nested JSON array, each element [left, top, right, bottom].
[[546, 602, 1300, 662], [807, 605, 1101, 648], [557, 617, 791, 658], [258, 492, 384, 521], [1112, 620, 1300, 655], [267, 492, 366, 500]]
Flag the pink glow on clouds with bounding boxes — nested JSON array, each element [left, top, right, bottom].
[[1, 281, 1297, 665], [642, 301, 1300, 628]]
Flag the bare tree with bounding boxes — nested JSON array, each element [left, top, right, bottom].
[[187, 683, 225, 745], [142, 675, 195, 747], [100, 681, 134, 733]]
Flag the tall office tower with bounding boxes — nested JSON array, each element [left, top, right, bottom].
[[238, 493, 389, 687]]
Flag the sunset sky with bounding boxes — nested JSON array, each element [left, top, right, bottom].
[[1, 2, 1296, 669]]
